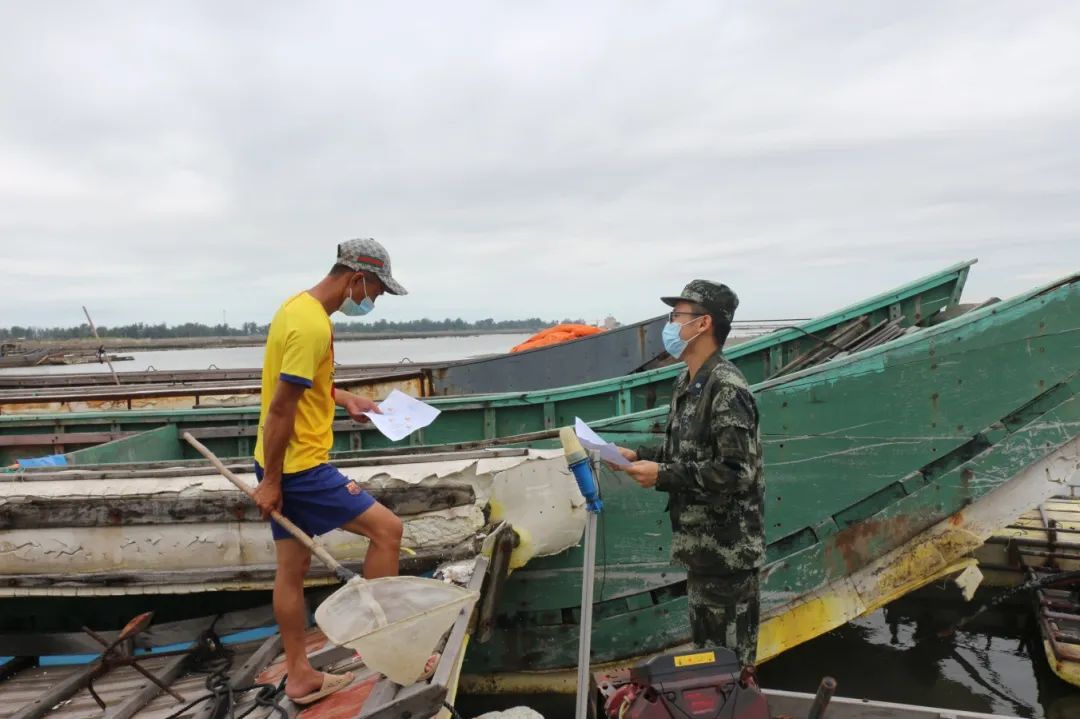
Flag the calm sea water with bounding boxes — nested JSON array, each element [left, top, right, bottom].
[[457, 597, 1080, 719], [0, 333, 533, 375]]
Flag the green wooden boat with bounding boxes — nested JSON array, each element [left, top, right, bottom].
[[459, 269, 1080, 689], [0, 260, 975, 466], [1, 267, 1076, 692]]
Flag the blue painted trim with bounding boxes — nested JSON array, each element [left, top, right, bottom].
[[36, 625, 282, 666], [280, 373, 313, 388]]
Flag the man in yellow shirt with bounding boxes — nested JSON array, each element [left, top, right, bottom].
[[252, 238, 424, 704]]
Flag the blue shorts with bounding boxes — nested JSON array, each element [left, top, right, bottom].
[[254, 462, 376, 541]]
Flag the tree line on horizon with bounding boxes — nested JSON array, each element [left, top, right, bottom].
[[0, 316, 587, 341]]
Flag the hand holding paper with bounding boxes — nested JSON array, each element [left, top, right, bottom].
[[574, 417, 632, 467], [363, 390, 441, 442]]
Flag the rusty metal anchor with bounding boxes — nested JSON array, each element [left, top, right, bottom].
[[80, 611, 185, 710]]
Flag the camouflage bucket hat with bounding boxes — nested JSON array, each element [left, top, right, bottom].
[[661, 280, 739, 323], [336, 238, 408, 296]]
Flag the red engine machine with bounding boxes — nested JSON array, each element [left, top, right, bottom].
[[594, 647, 838, 719], [594, 647, 772, 719]]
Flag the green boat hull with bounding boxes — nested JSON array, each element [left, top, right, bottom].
[[0, 261, 974, 466], [460, 271, 1080, 673]]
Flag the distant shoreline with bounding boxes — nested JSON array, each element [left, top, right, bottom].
[[22, 328, 534, 352]]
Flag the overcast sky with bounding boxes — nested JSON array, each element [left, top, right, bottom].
[[2, 2, 1078, 328]]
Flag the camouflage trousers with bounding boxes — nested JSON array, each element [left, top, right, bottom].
[[686, 569, 760, 666]]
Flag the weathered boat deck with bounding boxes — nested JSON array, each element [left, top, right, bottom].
[[976, 489, 1080, 583], [1, 629, 460, 719], [0, 553, 489, 719], [973, 486, 1080, 689]]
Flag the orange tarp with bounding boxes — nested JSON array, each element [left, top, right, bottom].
[[511, 324, 603, 353]]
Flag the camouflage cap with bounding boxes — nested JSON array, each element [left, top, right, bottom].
[[336, 238, 408, 296], [661, 280, 739, 323]]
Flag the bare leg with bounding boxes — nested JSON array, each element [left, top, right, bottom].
[[274, 538, 324, 698], [340, 501, 404, 579], [340, 503, 438, 676]]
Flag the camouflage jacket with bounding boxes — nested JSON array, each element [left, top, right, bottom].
[[638, 350, 765, 574]]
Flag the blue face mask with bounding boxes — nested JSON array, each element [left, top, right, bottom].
[[662, 317, 704, 359], [340, 277, 375, 316]]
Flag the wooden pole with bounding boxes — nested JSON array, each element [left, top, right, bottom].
[[82, 306, 120, 385], [181, 431, 355, 581]]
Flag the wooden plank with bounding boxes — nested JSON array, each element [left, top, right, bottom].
[[9, 661, 100, 719], [362, 683, 445, 719], [230, 634, 285, 690], [432, 554, 489, 688], [982, 529, 1080, 549], [8, 448, 528, 481], [1010, 548, 1080, 564], [1046, 627, 1080, 645], [188, 420, 391, 440], [0, 484, 476, 529], [0, 431, 132, 447], [840, 317, 893, 354], [306, 644, 356, 671], [1041, 500, 1080, 515], [0, 656, 36, 683], [356, 680, 398, 718], [0, 372, 425, 405], [475, 530, 514, 643], [1043, 609, 1080, 622], [190, 634, 285, 719], [775, 317, 870, 375], [0, 363, 425, 390], [1003, 517, 1080, 533], [103, 650, 192, 719]]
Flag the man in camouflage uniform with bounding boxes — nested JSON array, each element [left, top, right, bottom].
[[614, 280, 765, 666]]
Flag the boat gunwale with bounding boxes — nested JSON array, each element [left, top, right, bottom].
[[751, 267, 1080, 393], [590, 270, 1080, 427], [4, 446, 540, 480], [722, 257, 976, 358], [0, 261, 982, 426], [6, 267, 1072, 462]]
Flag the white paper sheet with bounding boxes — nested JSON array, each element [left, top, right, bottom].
[[363, 390, 441, 442], [574, 416, 632, 467]]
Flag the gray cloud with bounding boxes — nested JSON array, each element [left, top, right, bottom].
[[2, 1, 1078, 329]]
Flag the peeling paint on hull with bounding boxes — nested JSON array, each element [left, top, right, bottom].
[[0, 450, 580, 596], [461, 435, 1080, 694]]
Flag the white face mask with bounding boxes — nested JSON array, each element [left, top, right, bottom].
[[339, 276, 375, 316]]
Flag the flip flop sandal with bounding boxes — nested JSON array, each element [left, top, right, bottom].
[[291, 671, 355, 705]]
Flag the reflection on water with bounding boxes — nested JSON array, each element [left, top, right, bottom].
[[758, 608, 1044, 717], [457, 591, 1080, 719]]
